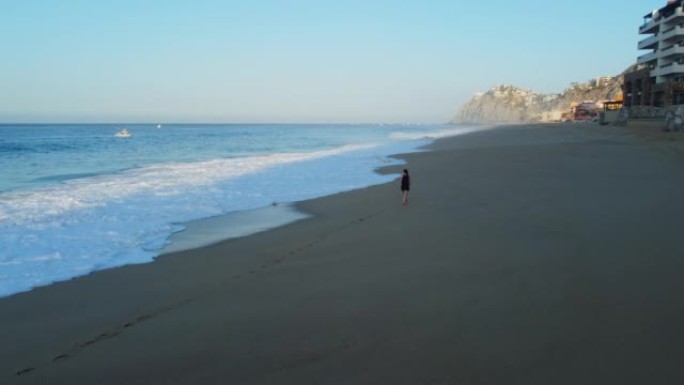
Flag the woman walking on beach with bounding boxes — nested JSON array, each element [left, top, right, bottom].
[[401, 168, 410, 206]]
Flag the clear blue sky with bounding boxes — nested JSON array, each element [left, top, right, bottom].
[[0, 0, 653, 123]]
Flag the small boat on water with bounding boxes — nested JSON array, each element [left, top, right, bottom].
[[115, 128, 131, 138]]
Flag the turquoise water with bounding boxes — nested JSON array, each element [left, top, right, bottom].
[[0, 123, 484, 297]]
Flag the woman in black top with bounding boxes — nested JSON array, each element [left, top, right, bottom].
[[401, 168, 410, 206]]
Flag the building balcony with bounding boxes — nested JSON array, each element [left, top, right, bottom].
[[638, 34, 659, 50], [638, 51, 658, 65], [640, 19, 659, 34], [660, 44, 684, 59], [653, 62, 684, 78], [661, 25, 684, 42]]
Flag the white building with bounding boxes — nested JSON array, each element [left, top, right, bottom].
[[626, 0, 684, 107], [638, 0, 684, 84]]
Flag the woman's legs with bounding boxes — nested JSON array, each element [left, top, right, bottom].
[[402, 190, 409, 205]]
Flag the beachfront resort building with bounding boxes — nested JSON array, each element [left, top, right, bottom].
[[624, 0, 684, 107]]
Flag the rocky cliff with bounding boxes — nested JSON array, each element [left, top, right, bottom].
[[452, 74, 624, 124]]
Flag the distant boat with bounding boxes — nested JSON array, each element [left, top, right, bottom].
[[157, 124, 162, 128], [115, 128, 131, 138]]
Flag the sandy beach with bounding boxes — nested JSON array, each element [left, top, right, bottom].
[[2, 123, 684, 384]]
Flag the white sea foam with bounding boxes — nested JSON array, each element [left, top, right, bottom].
[[0, 143, 374, 226]]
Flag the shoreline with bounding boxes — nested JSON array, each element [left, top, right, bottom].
[[158, 126, 490, 260], [3, 123, 684, 384], [160, 203, 311, 255]]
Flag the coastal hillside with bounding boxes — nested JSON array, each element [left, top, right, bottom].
[[452, 73, 624, 124]]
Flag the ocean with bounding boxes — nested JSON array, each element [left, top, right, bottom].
[[0, 123, 484, 297]]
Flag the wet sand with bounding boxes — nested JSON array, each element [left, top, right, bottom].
[[2, 123, 684, 384]]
